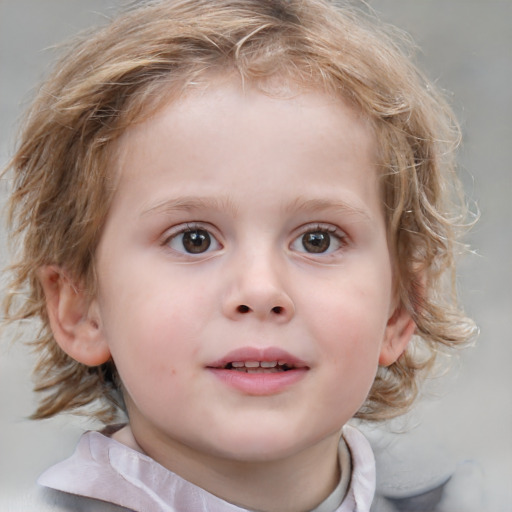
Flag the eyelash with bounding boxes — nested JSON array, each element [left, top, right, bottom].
[[290, 223, 348, 256], [162, 223, 222, 255], [161, 222, 348, 257]]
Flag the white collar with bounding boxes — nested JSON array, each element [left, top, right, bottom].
[[38, 424, 375, 512]]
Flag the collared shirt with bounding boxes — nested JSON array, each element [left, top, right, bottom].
[[38, 424, 375, 512]]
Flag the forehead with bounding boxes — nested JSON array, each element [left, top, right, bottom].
[[116, 76, 376, 166], [110, 77, 381, 218]]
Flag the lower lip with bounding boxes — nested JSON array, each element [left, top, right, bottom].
[[207, 368, 308, 395]]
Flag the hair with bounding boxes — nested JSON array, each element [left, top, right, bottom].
[[3, 0, 476, 422]]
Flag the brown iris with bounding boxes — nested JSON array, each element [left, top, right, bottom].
[[302, 231, 331, 253], [182, 229, 211, 253]]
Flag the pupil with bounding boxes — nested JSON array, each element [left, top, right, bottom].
[[183, 230, 211, 253], [302, 231, 330, 253]]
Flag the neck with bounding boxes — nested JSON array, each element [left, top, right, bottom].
[[114, 424, 342, 512]]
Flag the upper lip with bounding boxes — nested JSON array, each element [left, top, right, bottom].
[[207, 347, 308, 369]]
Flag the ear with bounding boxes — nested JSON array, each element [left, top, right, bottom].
[[379, 302, 416, 366], [38, 265, 111, 366]]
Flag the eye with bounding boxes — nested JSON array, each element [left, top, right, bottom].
[[166, 226, 221, 254], [290, 226, 346, 255]]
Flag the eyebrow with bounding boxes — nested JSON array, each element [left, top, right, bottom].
[[140, 196, 239, 217], [284, 196, 373, 222], [141, 195, 373, 222]]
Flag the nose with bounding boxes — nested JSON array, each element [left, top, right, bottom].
[[222, 252, 295, 323]]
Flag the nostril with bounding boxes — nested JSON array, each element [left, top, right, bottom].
[[237, 305, 250, 313], [272, 306, 284, 314]]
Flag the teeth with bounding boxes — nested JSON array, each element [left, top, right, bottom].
[[246, 367, 280, 373], [227, 360, 288, 370]]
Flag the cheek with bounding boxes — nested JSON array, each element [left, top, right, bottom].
[[306, 279, 390, 343], [99, 285, 201, 384], [303, 274, 390, 382], [105, 305, 199, 415]]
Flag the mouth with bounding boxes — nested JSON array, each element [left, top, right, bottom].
[[206, 348, 308, 394], [221, 360, 303, 373], [207, 347, 309, 374]]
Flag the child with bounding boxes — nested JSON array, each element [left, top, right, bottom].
[[3, 0, 476, 510]]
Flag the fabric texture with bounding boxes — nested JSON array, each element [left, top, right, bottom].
[[38, 424, 375, 512]]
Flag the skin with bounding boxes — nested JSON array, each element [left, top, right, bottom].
[[41, 79, 414, 512]]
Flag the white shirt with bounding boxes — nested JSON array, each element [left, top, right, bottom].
[[38, 424, 375, 512]]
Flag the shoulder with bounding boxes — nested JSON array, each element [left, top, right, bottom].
[[2, 486, 132, 512]]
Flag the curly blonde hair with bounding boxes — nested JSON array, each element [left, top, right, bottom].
[[4, 0, 476, 422]]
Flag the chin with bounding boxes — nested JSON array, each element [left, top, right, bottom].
[[205, 426, 322, 463]]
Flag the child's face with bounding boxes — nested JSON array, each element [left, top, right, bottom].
[[92, 79, 409, 466]]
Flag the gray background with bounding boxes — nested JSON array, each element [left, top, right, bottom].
[[0, 1, 510, 510]]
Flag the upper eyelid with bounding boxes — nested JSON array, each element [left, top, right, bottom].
[[162, 221, 219, 239], [161, 223, 224, 260], [292, 222, 348, 238], [290, 222, 350, 254], [161, 222, 347, 239], [160, 221, 349, 245], [160, 221, 224, 250]]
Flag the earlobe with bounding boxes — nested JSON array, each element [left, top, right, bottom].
[[379, 303, 416, 366], [38, 266, 111, 366]]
